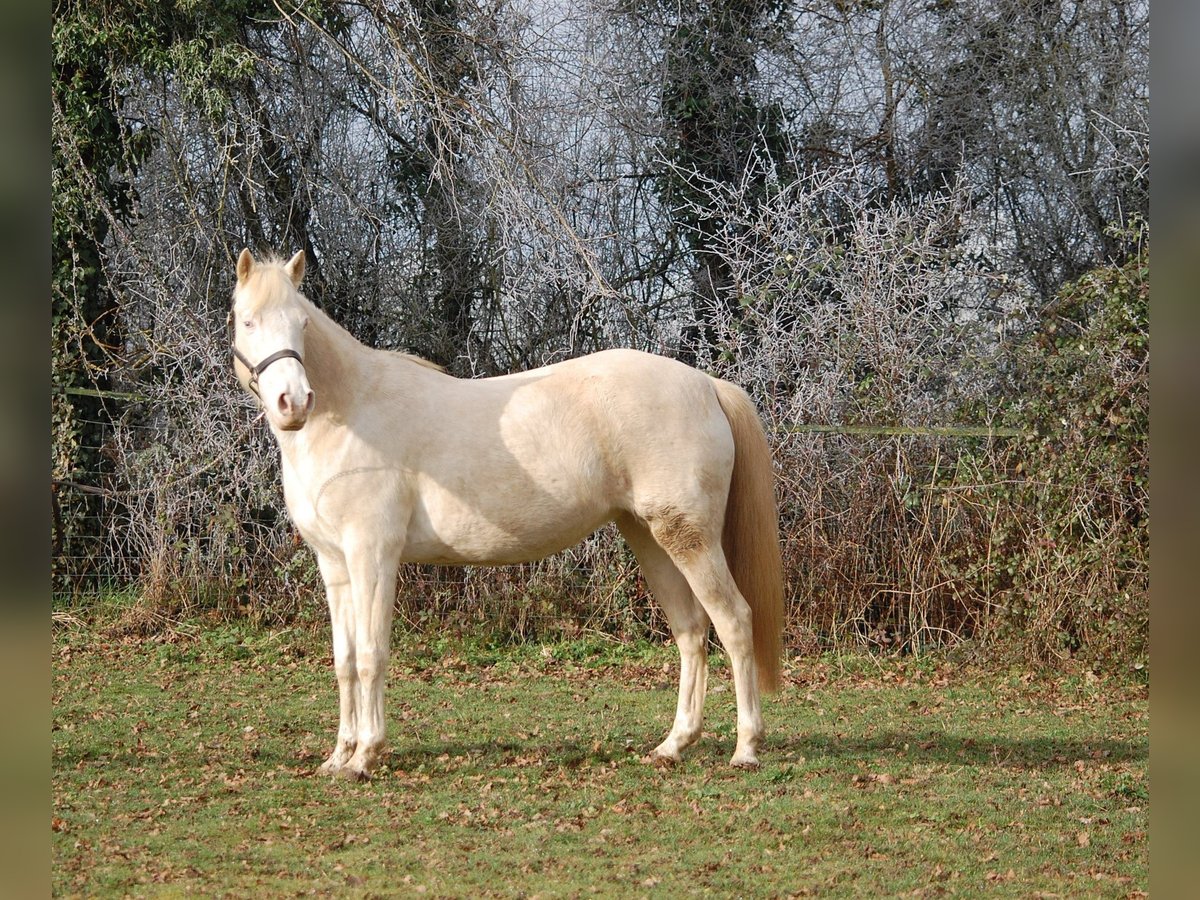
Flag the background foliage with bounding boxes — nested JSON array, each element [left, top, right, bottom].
[[51, 0, 1148, 670]]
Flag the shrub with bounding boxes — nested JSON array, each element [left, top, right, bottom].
[[959, 227, 1148, 668]]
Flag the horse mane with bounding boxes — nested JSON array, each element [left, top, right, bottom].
[[399, 353, 445, 373]]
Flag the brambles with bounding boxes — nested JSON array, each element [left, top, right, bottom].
[[971, 228, 1149, 666], [51, 1, 1148, 669]]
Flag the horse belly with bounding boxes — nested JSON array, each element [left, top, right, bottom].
[[402, 467, 615, 565]]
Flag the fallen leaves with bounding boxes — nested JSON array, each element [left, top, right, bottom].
[[324, 833, 371, 851], [52, 633, 1149, 898]]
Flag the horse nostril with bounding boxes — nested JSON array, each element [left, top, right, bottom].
[[276, 391, 311, 421]]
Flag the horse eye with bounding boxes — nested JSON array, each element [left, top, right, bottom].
[[242, 319, 254, 330]]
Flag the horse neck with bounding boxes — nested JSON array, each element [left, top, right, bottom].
[[300, 301, 366, 420]]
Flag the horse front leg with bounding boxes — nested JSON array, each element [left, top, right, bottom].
[[316, 552, 358, 775], [340, 533, 401, 781]]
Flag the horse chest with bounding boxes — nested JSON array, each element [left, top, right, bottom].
[[280, 453, 415, 553], [279, 464, 328, 545]]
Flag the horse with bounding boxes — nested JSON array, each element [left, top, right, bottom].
[[229, 248, 784, 779]]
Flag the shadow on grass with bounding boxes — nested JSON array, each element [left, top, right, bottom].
[[269, 727, 1145, 781], [771, 730, 1147, 770], [53, 726, 1146, 788]]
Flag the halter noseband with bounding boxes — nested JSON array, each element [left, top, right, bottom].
[[228, 312, 305, 399]]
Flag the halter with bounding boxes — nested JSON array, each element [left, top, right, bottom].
[[227, 311, 305, 399]]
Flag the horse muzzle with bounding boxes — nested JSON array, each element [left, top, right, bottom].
[[273, 387, 315, 430]]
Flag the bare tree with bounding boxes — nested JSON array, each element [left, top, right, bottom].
[[52, 0, 1148, 662]]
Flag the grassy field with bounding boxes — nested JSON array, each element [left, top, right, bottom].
[[52, 620, 1148, 897]]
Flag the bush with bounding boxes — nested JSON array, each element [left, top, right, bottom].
[[960, 228, 1148, 668]]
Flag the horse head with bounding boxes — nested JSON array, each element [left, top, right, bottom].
[[230, 248, 315, 431]]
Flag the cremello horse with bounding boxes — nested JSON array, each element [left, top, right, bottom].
[[230, 249, 784, 778]]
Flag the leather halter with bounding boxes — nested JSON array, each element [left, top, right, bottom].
[[228, 311, 305, 399]]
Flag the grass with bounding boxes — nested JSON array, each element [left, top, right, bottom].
[[52, 620, 1148, 897]]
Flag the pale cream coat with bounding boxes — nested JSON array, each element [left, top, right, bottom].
[[231, 249, 784, 778]]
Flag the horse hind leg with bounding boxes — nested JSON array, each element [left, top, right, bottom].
[[618, 516, 711, 765], [647, 513, 764, 769], [652, 591, 711, 765]]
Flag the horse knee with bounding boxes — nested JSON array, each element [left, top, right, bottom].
[[356, 648, 388, 684], [356, 663, 383, 685]]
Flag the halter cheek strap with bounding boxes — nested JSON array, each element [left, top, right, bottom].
[[228, 314, 305, 399], [233, 346, 304, 398]]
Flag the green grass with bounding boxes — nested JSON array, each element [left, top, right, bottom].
[[53, 621, 1148, 897]]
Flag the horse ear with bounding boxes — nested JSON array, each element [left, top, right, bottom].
[[284, 250, 306, 287], [236, 248, 254, 284]]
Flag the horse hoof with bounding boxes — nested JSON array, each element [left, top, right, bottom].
[[643, 751, 680, 769], [336, 766, 371, 783], [729, 756, 760, 770]]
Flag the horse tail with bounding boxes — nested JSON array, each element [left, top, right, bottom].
[[712, 379, 785, 693]]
